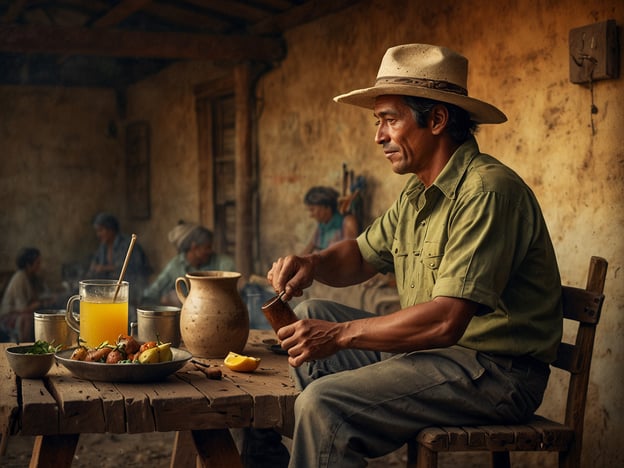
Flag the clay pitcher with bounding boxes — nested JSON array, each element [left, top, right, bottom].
[[175, 271, 249, 358]]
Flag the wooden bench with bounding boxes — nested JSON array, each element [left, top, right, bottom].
[[406, 256, 608, 468]]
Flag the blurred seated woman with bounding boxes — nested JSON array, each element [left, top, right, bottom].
[[1, 247, 53, 343], [142, 221, 235, 306], [301, 186, 359, 255]]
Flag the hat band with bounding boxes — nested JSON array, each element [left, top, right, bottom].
[[375, 76, 468, 96]]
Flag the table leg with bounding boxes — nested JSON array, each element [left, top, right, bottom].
[[193, 429, 242, 468], [30, 434, 79, 468], [171, 430, 199, 468], [171, 429, 242, 468]]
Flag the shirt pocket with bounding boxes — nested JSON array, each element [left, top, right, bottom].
[[392, 238, 421, 293], [422, 241, 444, 271]]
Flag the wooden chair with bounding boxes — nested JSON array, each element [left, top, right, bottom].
[[406, 256, 608, 468]]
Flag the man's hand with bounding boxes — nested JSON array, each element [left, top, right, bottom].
[[277, 319, 343, 367], [266, 254, 318, 301]]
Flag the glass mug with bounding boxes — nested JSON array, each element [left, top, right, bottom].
[[65, 280, 129, 348]]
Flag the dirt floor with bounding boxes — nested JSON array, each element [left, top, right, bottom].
[[1, 431, 409, 467]]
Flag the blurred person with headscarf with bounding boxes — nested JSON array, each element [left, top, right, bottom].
[[142, 221, 235, 306]]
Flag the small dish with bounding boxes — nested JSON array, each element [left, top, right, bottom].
[[269, 344, 288, 355], [262, 338, 288, 355], [5, 346, 55, 378]]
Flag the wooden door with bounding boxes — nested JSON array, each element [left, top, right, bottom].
[[196, 86, 236, 258], [195, 68, 256, 279]]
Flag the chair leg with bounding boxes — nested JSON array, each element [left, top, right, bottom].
[[415, 444, 437, 468], [406, 441, 417, 468], [405, 441, 437, 468], [491, 451, 511, 468]]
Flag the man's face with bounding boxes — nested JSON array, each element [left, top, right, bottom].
[[193, 242, 214, 265], [306, 204, 332, 223], [373, 95, 434, 175], [94, 225, 115, 244]]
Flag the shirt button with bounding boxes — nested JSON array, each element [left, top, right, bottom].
[[429, 262, 435, 267], [410, 283, 415, 288], [421, 221, 426, 225]]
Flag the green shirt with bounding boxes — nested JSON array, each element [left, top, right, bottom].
[[357, 138, 562, 363], [142, 252, 236, 305]]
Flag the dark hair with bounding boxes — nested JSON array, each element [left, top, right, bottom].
[[16, 247, 40, 269], [92, 212, 119, 233], [304, 186, 339, 212], [403, 96, 478, 143]]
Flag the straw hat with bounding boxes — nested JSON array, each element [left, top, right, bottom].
[[334, 44, 507, 124]]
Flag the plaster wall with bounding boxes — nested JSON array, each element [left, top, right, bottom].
[[256, 0, 623, 466], [0, 62, 226, 285], [0, 86, 124, 284], [122, 61, 228, 272]]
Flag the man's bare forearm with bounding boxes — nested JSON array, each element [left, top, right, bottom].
[[309, 240, 377, 287]]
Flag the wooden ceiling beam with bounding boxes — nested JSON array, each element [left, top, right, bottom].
[[1, 0, 29, 23], [91, 0, 154, 28], [184, 0, 272, 23], [250, 0, 361, 34], [0, 24, 286, 61], [143, 3, 231, 32]]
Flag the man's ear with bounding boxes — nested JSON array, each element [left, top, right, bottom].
[[429, 104, 449, 135]]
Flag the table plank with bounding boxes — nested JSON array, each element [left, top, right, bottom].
[[174, 368, 253, 430], [91, 380, 126, 433], [105, 381, 156, 433], [0, 343, 19, 438], [20, 378, 59, 434], [220, 337, 298, 434], [117, 373, 214, 433]]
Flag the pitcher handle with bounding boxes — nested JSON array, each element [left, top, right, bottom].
[[175, 276, 190, 305], [65, 294, 80, 334]]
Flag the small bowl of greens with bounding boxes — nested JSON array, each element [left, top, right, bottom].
[[5, 341, 60, 378]]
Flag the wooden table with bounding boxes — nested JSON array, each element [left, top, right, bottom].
[[0, 330, 298, 467]]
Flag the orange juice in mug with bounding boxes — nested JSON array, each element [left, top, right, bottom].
[[66, 280, 129, 348]]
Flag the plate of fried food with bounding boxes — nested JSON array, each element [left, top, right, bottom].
[[55, 334, 192, 382]]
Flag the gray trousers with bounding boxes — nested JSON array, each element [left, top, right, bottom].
[[288, 299, 550, 468]]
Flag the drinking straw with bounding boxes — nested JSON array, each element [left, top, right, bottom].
[[113, 233, 137, 301]]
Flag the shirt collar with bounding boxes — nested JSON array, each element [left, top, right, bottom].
[[403, 137, 480, 204]]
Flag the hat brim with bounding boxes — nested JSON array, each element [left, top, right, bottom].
[[334, 84, 507, 124]]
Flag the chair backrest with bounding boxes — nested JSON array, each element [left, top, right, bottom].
[[551, 256, 608, 461]]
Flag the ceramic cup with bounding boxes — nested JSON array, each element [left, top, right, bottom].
[[34, 309, 78, 348], [261, 294, 298, 333], [130, 306, 181, 347]]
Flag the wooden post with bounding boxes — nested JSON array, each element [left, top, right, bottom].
[[234, 63, 253, 280]]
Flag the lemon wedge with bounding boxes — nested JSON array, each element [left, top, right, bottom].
[[224, 351, 261, 372]]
